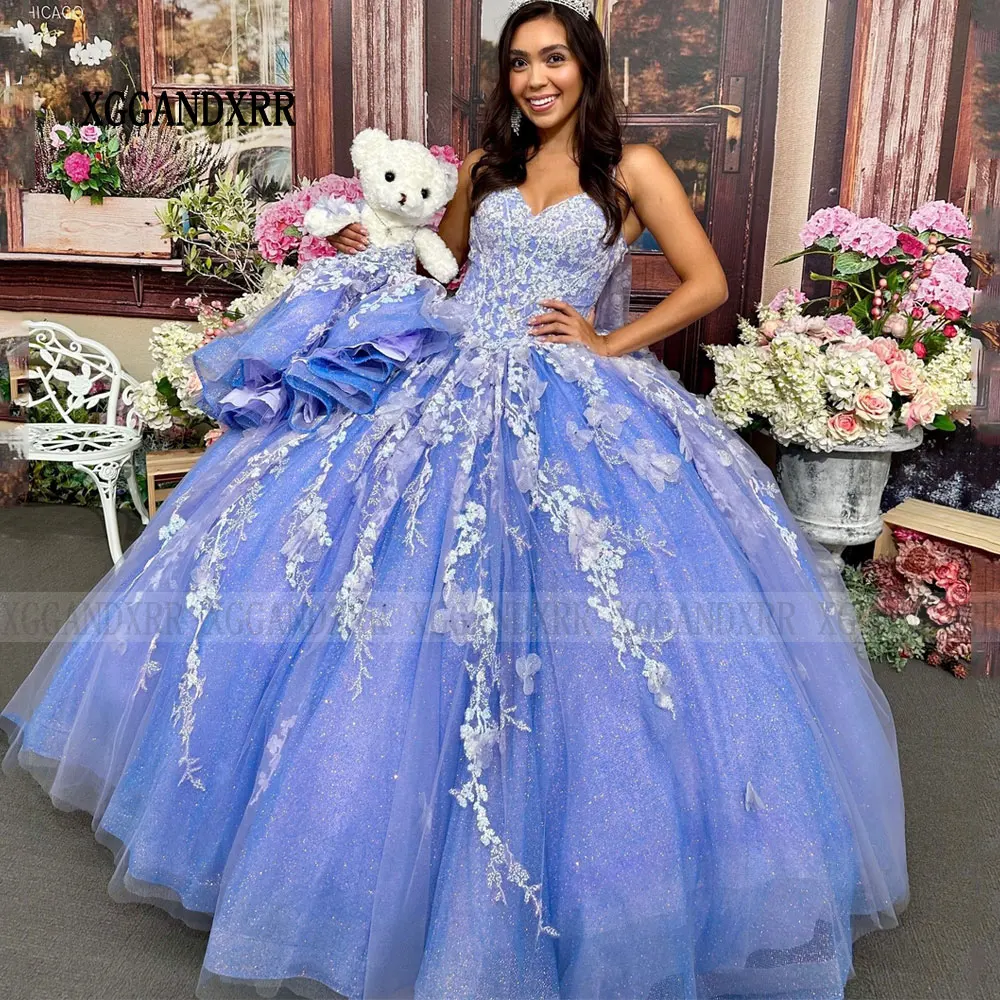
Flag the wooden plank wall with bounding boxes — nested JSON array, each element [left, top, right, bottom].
[[841, 0, 961, 219], [352, 0, 426, 141]]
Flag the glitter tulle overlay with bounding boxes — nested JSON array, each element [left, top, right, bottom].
[[2, 188, 908, 999]]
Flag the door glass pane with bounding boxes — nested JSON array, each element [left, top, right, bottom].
[[153, 0, 292, 87], [604, 0, 721, 115], [0, 5, 140, 125], [478, 0, 510, 112], [624, 123, 713, 250], [173, 97, 292, 200]]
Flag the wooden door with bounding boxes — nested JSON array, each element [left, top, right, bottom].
[[436, 0, 780, 392]]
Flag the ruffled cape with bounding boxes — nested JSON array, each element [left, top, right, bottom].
[[191, 247, 466, 432]]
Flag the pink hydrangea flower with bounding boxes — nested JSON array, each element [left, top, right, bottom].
[[930, 252, 969, 284], [79, 124, 101, 143], [297, 234, 339, 263], [254, 199, 305, 264], [429, 144, 461, 166], [799, 206, 858, 246], [914, 272, 973, 315], [839, 217, 898, 258], [310, 173, 364, 204], [63, 151, 92, 184], [908, 200, 971, 239], [767, 287, 807, 312]]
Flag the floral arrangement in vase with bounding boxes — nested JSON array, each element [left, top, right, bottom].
[[705, 200, 978, 452], [132, 265, 296, 436], [843, 527, 973, 678]]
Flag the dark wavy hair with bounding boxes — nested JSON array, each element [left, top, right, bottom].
[[470, 1, 630, 245]]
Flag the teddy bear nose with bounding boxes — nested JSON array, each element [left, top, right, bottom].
[[398, 192, 407, 205]]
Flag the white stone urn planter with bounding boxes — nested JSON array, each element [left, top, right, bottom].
[[774, 425, 924, 561]]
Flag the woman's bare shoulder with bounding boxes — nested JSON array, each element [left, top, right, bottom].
[[620, 144, 673, 183]]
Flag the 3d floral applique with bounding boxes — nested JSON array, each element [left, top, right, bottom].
[[515, 653, 541, 695]]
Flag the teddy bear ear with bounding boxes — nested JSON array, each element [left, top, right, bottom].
[[350, 129, 389, 173], [439, 160, 459, 201]]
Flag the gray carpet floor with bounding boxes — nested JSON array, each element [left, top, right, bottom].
[[0, 502, 997, 1000]]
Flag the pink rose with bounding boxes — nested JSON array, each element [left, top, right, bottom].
[[927, 601, 959, 626], [79, 124, 102, 143], [934, 560, 963, 587], [828, 410, 863, 441], [855, 389, 892, 420], [902, 388, 940, 430], [825, 314, 857, 337], [889, 361, 920, 396], [63, 151, 92, 184], [945, 580, 971, 607], [912, 341, 927, 359], [882, 314, 908, 339], [869, 337, 902, 364], [50, 123, 72, 149], [759, 319, 779, 341]]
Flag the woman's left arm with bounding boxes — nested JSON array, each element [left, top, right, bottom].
[[529, 145, 729, 357], [601, 144, 729, 358]]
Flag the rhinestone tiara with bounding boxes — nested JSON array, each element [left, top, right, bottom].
[[506, 0, 594, 22]]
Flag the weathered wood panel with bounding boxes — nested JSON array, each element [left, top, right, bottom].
[[21, 193, 172, 258], [950, 15, 1000, 216], [842, 0, 961, 219], [352, 0, 425, 140]]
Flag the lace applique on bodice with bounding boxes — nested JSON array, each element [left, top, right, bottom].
[[454, 187, 628, 348]]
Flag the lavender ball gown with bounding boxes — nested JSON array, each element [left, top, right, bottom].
[[2, 187, 908, 999]]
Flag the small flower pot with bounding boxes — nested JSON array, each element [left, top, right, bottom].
[[775, 425, 924, 559], [20, 192, 172, 258]]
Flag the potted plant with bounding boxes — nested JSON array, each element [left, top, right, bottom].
[[21, 111, 205, 258], [705, 200, 978, 561]]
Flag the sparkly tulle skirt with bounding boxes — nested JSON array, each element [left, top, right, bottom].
[[2, 247, 908, 999]]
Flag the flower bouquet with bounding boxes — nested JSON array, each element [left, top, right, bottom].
[[844, 527, 973, 677], [46, 121, 121, 204], [705, 200, 977, 452]]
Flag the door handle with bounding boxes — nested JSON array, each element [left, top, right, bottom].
[[692, 104, 742, 115], [691, 77, 745, 173]]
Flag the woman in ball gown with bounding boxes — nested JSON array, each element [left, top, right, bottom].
[[2, 1, 908, 997]]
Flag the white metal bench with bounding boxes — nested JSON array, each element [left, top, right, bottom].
[[19, 319, 149, 564]]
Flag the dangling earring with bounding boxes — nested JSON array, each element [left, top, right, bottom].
[[510, 105, 523, 136]]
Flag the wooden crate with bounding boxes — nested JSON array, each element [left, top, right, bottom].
[[876, 499, 1000, 677], [21, 192, 172, 258], [145, 448, 206, 517]]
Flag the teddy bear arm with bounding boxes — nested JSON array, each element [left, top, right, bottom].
[[302, 197, 362, 238], [413, 228, 459, 284]]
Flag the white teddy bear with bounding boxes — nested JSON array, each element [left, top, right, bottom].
[[303, 129, 460, 285]]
